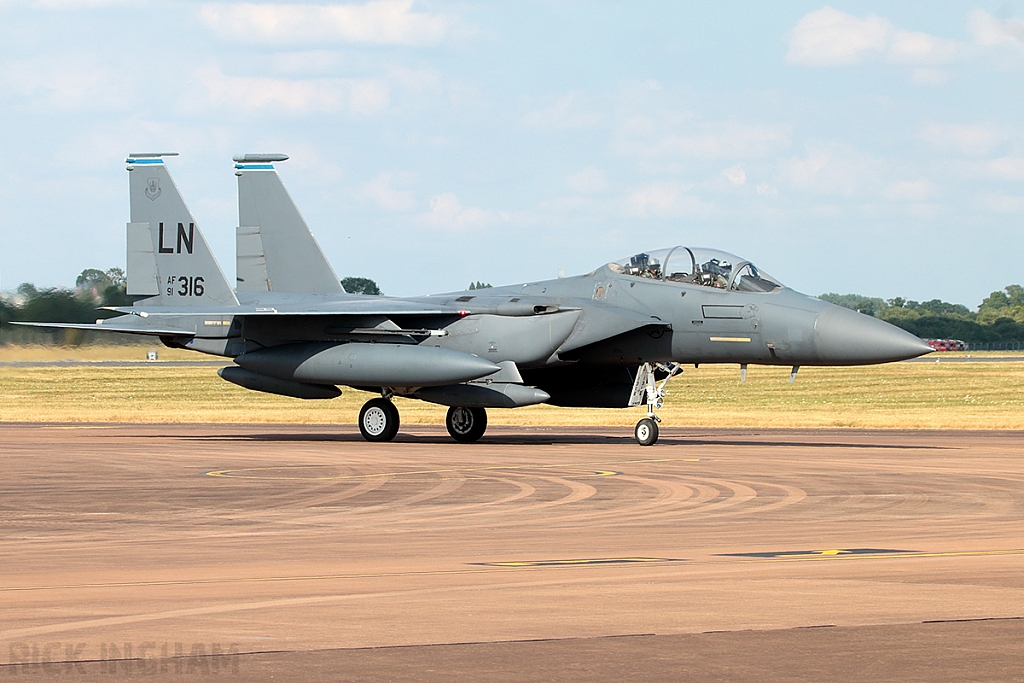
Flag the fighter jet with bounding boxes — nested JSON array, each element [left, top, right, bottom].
[[20, 153, 932, 445]]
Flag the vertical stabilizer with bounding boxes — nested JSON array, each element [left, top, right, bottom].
[[126, 154, 238, 306], [235, 155, 344, 294]]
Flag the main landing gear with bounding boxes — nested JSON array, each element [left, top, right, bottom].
[[446, 406, 487, 443], [357, 394, 489, 443], [358, 396, 400, 442], [629, 362, 682, 446]]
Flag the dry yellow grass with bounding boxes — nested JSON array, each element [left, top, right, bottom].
[[0, 344, 199, 362], [1, 354, 1022, 429]]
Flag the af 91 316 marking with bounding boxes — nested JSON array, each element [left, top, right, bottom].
[[165, 276, 205, 297]]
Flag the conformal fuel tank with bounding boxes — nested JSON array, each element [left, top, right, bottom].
[[234, 342, 500, 387]]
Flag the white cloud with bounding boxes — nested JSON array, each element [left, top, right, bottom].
[[977, 193, 1024, 213], [566, 167, 609, 194], [919, 122, 1004, 156], [756, 183, 778, 197], [623, 182, 714, 218], [787, 7, 892, 66], [385, 66, 443, 94], [883, 180, 932, 201], [522, 91, 603, 130], [887, 29, 963, 65], [354, 172, 416, 211], [188, 66, 390, 115], [199, 0, 452, 46], [0, 55, 130, 111], [263, 51, 346, 76], [0, 0, 132, 7], [422, 192, 493, 230], [722, 165, 746, 185], [787, 7, 964, 67], [910, 68, 950, 86], [616, 122, 790, 160], [987, 157, 1024, 181], [777, 142, 877, 195], [968, 9, 1024, 51]]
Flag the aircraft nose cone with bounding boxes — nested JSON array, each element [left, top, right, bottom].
[[815, 303, 933, 364]]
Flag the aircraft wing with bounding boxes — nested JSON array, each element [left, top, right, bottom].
[[10, 321, 196, 337], [105, 295, 574, 319]]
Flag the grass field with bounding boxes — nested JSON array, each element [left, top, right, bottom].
[[1, 345, 1022, 429]]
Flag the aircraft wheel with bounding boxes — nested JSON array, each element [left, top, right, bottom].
[[359, 398, 400, 442], [634, 418, 659, 446], [446, 406, 487, 443]]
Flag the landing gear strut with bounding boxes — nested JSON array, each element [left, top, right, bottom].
[[446, 406, 488, 443], [629, 362, 682, 446], [358, 396, 400, 442]]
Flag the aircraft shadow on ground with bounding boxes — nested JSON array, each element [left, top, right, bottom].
[[167, 432, 945, 449]]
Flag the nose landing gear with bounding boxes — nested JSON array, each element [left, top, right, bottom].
[[629, 362, 682, 446]]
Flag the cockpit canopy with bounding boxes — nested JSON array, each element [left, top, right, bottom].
[[608, 247, 782, 293]]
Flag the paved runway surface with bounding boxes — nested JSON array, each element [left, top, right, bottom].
[[2, 424, 1022, 681]]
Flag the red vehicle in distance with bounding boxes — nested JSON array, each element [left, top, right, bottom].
[[925, 339, 966, 352]]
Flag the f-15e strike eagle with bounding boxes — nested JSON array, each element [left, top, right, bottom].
[[20, 153, 932, 445]]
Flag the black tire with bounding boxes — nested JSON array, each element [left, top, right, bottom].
[[634, 417, 659, 446], [359, 398, 400, 442], [446, 406, 487, 443]]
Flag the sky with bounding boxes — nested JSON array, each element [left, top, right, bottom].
[[0, 1, 1022, 307]]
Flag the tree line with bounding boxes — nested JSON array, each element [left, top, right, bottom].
[[819, 284, 1024, 342], [0, 269, 134, 345]]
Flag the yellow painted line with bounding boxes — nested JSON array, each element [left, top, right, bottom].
[[709, 337, 751, 343], [205, 457, 701, 481], [476, 557, 680, 568], [752, 549, 1024, 563]]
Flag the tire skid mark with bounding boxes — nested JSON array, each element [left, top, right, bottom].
[[358, 475, 468, 512], [522, 475, 698, 527], [709, 481, 808, 518], [521, 476, 597, 510]]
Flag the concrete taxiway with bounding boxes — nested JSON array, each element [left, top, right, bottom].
[[1, 424, 1022, 681]]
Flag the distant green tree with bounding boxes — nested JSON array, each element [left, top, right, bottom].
[[17, 288, 97, 324], [978, 284, 1024, 324], [878, 307, 921, 322], [818, 293, 885, 317], [101, 283, 133, 307], [0, 297, 14, 326], [0, 299, 12, 344], [75, 268, 112, 294], [468, 281, 492, 290], [915, 299, 972, 317], [105, 267, 126, 287], [72, 267, 131, 306], [341, 277, 382, 295], [990, 316, 1024, 340], [17, 282, 38, 300]]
